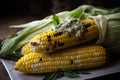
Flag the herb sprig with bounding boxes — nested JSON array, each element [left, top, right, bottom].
[[43, 70, 90, 80], [52, 14, 60, 26]]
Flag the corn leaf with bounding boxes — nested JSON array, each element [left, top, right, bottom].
[[103, 13, 120, 53]]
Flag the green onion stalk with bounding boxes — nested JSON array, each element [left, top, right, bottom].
[[0, 5, 120, 60]]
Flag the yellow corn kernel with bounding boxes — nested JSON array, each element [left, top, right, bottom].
[[14, 45, 106, 73], [21, 43, 33, 55], [23, 19, 99, 54]]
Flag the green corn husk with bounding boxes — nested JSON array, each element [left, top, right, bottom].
[[103, 13, 120, 53], [0, 11, 70, 60], [0, 5, 120, 60], [89, 13, 120, 53]]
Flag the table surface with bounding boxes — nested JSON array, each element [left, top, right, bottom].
[[0, 15, 120, 80]]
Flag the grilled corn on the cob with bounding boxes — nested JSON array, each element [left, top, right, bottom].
[[25, 19, 99, 53], [21, 43, 33, 55], [15, 45, 106, 73]]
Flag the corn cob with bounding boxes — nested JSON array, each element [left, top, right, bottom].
[[21, 43, 33, 55], [26, 19, 99, 53], [14, 45, 106, 73]]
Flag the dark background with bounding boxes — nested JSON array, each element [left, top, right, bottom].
[[0, 0, 120, 80], [0, 0, 119, 18]]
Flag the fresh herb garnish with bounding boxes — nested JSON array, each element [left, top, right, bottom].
[[64, 71, 80, 78], [43, 70, 90, 80], [52, 14, 60, 26], [43, 72, 63, 80], [70, 9, 83, 18]]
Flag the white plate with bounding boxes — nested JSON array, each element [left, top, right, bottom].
[[1, 58, 120, 80]]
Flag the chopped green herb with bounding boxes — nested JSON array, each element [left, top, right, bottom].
[[53, 14, 60, 26], [70, 9, 82, 18]]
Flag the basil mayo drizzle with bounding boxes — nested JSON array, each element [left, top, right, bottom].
[[55, 17, 86, 38]]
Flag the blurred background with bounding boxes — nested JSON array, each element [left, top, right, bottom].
[[0, 0, 120, 18], [0, 0, 120, 80]]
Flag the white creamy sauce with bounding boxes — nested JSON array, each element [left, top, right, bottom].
[[29, 44, 36, 52], [55, 17, 85, 38]]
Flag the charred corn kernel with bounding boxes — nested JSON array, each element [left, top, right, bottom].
[[14, 45, 106, 73], [25, 19, 99, 53]]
